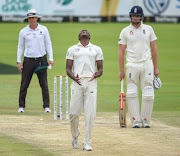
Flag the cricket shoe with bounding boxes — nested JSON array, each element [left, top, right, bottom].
[[132, 121, 140, 128], [44, 107, 51, 113], [72, 131, 80, 149], [142, 123, 151, 128], [18, 107, 24, 113], [83, 143, 93, 151]]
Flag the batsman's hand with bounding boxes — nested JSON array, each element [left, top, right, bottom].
[[119, 71, 125, 81], [17, 63, 23, 72], [89, 71, 98, 82], [75, 74, 82, 86]]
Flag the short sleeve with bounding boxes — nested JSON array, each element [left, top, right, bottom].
[[66, 46, 74, 60], [118, 29, 127, 45], [95, 46, 104, 61], [149, 26, 157, 42]]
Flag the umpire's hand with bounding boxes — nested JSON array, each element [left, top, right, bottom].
[[17, 63, 23, 72]]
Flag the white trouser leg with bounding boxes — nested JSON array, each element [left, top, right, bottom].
[[83, 79, 97, 145], [126, 83, 140, 123], [69, 81, 83, 139], [69, 114, 79, 139], [141, 86, 154, 124]]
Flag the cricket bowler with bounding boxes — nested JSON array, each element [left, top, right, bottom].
[[66, 30, 104, 151]]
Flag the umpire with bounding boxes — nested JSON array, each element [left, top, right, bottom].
[[17, 9, 54, 113]]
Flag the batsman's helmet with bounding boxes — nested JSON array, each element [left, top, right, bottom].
[[129, 6, 144, 17]]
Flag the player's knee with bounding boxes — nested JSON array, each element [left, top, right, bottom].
[[126, 83, 138, 98], [142, 86, 154, 100]]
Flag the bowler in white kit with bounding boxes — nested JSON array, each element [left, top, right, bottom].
[[66, 30, 104, 151], [118, 6, 159, 128]]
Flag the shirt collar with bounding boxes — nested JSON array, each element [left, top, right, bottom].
[[130, 22, 143, 29], [27, 23, 40, 31], [77, 42, 92, 47]]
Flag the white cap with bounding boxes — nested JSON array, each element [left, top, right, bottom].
[[24, 9, 41, 19]]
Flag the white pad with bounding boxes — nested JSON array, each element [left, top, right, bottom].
[[126, 83, 140, 123], [69, 114, 79, 139], [141, 86, 154, 123]]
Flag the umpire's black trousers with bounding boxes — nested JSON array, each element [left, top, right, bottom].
[[19, 55, 49, 109]]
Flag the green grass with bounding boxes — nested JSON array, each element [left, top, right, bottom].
[[0, 134, 54, 156], [0, 23, 179, 113], [0, 22, 180, 156]]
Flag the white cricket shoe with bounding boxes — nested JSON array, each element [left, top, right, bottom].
[[133, 121, 140, 128], [72, 131, 80, 149], [83, 144, 93, 151], [18, 107, 24, 113], [142, 123, 151, 128], [44, 107, 51, 113]]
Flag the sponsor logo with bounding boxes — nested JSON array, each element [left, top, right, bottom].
[[26, 33, 31, 36], [143, 0, 170, 15], [75, 48, 80, 52], [55, 0, 73, 6], [1, 0, 31, 12], [130, 31, 134, 35]]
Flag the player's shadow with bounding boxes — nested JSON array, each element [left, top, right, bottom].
[[0, 63, 21, 75]]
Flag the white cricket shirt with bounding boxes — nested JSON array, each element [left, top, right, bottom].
[[17, 24, 53, 63], [66, 42, 104, 78], [118, 23, 157, 63]]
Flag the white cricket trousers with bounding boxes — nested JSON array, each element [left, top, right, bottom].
[[69, 78, 97, 144], [126, 60, 154, 124]]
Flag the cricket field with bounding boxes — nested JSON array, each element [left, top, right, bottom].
[[0, 23, 179, 156]]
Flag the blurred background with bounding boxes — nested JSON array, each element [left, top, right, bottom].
[[0, 0, 180, 23]]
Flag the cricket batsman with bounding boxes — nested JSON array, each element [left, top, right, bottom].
[[118, 6, 160, 128], [66, 30, 104, 150]]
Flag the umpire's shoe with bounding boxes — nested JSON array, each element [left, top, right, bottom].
[[18, 107, 24, 113], [44, 107, 51, 113]]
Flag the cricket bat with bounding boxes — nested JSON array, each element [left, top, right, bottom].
[[119, 79, 127, 128]]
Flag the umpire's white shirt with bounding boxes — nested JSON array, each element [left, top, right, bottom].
[[118, 23, 157, 63], [66, 42, 104, 78], [17, 24, 53, 63]]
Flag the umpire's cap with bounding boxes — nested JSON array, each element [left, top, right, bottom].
[[129, 6, 144, 17]]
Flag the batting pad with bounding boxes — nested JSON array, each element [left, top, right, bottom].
[[126, 83, 140, 123], [70, 114, 79, 139], [141, 86, 154, 124]]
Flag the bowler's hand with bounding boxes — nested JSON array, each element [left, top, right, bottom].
[[75, 74, 82, 86], [17, 63, 23, 72], [89, 71, 98, 82], [119, 71, 125, 81]]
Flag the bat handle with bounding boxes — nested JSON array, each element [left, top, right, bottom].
[[121, 79, 124, 93]]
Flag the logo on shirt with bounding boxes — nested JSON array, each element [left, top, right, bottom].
[[130, 31, 134, 35], [39, 31, 43, 35], [75, 48, 80, 52], [143, 29, 146, 34], [89, 48, 92, 52], [66, 51, 69, 56]]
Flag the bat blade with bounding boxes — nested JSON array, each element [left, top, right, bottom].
[[119, 92, 127, 128]]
